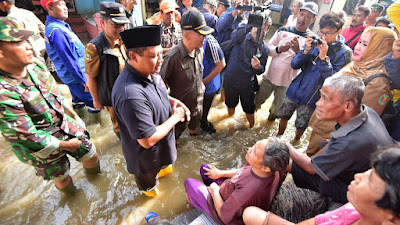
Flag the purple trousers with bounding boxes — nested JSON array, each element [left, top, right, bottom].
[[184, 163, 224, 215]]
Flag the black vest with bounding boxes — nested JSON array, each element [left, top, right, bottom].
[[90, 32, 123, 106]]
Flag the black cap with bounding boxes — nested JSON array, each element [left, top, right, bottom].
[[218, 0, 230, 7], [100, 2, 130, 24], [180, 10, 214, 35], [120, 25, 161, 48]]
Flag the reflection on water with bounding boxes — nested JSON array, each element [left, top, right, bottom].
[[0, 85, 310, 225]]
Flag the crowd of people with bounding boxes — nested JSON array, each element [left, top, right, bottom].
[[0, 0, 400, 224]]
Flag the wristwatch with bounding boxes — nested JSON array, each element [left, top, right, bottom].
[[320, 56, 330, 64]]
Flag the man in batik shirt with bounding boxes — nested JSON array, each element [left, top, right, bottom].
[[159, 0, 182, 53]]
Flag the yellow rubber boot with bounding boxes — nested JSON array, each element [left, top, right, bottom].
[[158, 164, 173, 178], [142, 188, 160, 197]]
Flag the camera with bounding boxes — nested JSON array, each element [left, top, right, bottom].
[[235, 0, 283, 13], [311, 36, 322, 48], [248, 13, 265, 28], [239, 0, 282, 28]]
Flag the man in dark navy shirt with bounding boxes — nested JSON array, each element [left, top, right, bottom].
[[112, 25, 190, 198], [223, 15, 271, 128]]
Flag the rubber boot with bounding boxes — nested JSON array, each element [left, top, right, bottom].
[[74, 107, 86, 120], [88, 112, 102, 125], [84, 161, 101, 174], [57, 179, 77, 195], [158, 164, 173, 178], [142, 188, 160, 197]]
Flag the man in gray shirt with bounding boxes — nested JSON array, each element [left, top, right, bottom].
[[286, 75, 393, 203]]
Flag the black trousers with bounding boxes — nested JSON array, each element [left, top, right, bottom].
[[201, 92, 217, 125], [134, 170, 159, 191], [291, 162, 348, 204]]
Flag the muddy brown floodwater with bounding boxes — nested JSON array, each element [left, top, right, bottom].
[[0, 25, 310, 225], [0, 85, 310, 225]]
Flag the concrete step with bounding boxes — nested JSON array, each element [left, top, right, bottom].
[[65, 12, 92, 43], [66, 14, 85, 24], [71, 25, 88, 33], [170, 209, 220, 225]]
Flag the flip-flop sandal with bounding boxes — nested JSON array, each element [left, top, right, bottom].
[[145, 211, 161, 225]]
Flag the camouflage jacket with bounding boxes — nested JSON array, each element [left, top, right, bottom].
[[0, 60, 87, 159]]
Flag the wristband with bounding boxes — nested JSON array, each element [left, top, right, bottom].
[[276, 46, 281, 54]]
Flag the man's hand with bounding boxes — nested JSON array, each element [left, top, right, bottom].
[[59, 138, 82, 152], [303, 35, 315, 54], [203, 164, 223, 179], [208, 182, 220, 196], [290, 36, 300, 53], [171, 101, 186, 122], [126, 0, 136, 12], [232, 0, 244, 17], [392, 39, 400, 59], [83, 83, 90, 92], [251, 56, 260, 70], [278, 42, 292, 53], [93, 99, 104, 110], [170, 97, 191, 122], [317, 38, 328, 60]]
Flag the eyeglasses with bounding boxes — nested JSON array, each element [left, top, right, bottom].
[[317, 29, 338, 37]]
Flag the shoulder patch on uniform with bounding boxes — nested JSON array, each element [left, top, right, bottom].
[[85, 53, 92, 61], [85, 43, 97, 61], [379, 94, 389, 105]]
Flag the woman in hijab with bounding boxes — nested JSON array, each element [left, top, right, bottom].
[[306, 26, 397, 156]]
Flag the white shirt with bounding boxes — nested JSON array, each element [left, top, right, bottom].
[[286, 15, 297, 27]]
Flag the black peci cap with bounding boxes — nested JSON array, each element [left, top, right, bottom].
[[120, 25, 161, 48]]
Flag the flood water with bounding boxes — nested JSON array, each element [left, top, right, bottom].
[[0, 87, 310, 225], [0, 25, 311, 225]]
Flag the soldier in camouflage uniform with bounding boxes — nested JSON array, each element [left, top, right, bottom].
[[0, 17, 100, 194]]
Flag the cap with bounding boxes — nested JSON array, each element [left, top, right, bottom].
[[204, 0, 218, 8], [160, 0, 179, 13], [40, 0, 60, 10], [370, 3, 384, 12], [100, 2, 130, 24], [120, 25, 161, 48], [300, 2, 318, 16], [0, 17, 33, 42], [218, 0, 230, 7], [180, 10, 214, 35]]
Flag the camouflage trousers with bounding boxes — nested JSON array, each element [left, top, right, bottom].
[[12, 130, 96, 181]]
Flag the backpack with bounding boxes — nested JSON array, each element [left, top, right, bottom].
[[220, 39, 234, 65]]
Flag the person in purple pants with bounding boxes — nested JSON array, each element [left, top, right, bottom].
[[184, 137, 290, 225]]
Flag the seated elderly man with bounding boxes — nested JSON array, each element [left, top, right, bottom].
[[184, 137, 290, 225], [286, 75, 393, 204]]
